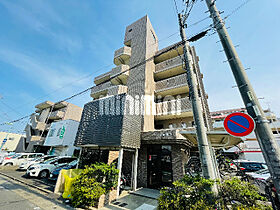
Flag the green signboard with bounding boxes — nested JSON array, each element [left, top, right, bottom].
[[59, 126, 66, 139]]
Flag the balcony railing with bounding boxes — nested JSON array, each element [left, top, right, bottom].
[[30, 114, 46, 131], [94, 71, 111, 85], [107, 85, 128, 96], [155, 74, 188, 96], [114, 46, 131, 66], [49, 110, 64, 120], [26, 135, 45, 142], [155, 97, 192, 120], [110, 65, 130, 85], [154, 56, 185, 80], [91, 81, 112, 99]]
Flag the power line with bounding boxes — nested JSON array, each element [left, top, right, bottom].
[[4, 30, 180, 116], [0, 40, 186, 127]]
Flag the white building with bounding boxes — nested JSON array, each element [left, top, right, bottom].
[[0, 132, 25, 152], [44, 120, 80, 156]]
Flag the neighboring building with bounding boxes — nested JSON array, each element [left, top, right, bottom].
[[0, 132, 25, 152], [211, 108, 280, 162], [75, 16, 240, 190], [20, 101, 82, 154], [44, 120, 80, 156]]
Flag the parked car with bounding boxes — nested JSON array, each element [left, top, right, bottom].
[[18, 155, 56, 170], [247, 169, 271, 195], [233, 160, 267, 173], [49, 159, 78, 180], [26, 156, 76, 179], [1, 153, 44, 166], [0, 152, 14, 164]]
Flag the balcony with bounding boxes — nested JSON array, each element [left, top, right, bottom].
[[154, 56, 185, 81], [35, 101, 67, 111], [110, 65, 129, 85], [94, 71, 111, 85], [90, 81, 112, 99], [26, 135, 45, 142], [107, 85, 128, 96], [154, 41, 184, 64], [30, 114, 46, 131], [155, 97, 192, 120], [49, 110, 64, 120], [35, 101, 54, 110], [155, 74, 188, 97], [114, 46, 131, 66]]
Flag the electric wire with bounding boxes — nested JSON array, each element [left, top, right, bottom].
[[0, 39, 185, 127], [0, 0, 253, 128]]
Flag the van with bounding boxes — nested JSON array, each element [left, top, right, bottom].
[[1, 153, 44, 166]]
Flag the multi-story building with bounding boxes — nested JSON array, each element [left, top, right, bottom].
[[0, 132, 25, 152], [75, 16, 240, 190], [20, 101, 82, 153]]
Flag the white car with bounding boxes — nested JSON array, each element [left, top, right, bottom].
[[0, 152, 12, 164], [18, 155, 56, 170], [26, 156, 76, 179], [1, 153, 44, 166]]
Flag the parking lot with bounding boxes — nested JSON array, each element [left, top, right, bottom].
[[0, 166, 56, 193]]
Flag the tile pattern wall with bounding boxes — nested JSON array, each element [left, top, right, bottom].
[[75, 94, 126, 147]]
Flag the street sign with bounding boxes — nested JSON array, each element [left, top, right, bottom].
[[224, 112, 255, 137]]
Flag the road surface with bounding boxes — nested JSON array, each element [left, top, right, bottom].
[[0, 174, 71, 210]]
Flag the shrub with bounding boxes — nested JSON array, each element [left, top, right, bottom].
[[71, 163, 119, 208], [158, 176, 217, 210], [219, 177, 272, 210], [158, 175, 272, 210]]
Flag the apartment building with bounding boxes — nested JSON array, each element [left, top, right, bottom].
[[19, 101, 82, 153], [75, 16, 240, 190]]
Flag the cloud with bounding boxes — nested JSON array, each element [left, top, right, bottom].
[[0, 0, 82, 54], [0, 48, 91, 97]]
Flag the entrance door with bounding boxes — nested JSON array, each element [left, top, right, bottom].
[[147, 145, 173, 189]]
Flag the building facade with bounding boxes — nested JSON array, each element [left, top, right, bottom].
[[0, 132, 25, 152], [20, 101, 82, 153], [75, 16, 237, 190], [44, 119, 80, 156]]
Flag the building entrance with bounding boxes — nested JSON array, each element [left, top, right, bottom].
[[147, 145, 173, 189]]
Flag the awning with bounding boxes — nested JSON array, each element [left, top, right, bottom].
[[179, 130, 243, 149]]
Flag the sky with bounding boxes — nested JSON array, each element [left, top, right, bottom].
[[0, 0, 279, 134]]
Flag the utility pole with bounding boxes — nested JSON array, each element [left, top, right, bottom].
[[205, 0, 280, 199], [178, 14, 217, 186]]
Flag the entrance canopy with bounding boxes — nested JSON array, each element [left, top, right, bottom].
[[179, 130, 243, 149]]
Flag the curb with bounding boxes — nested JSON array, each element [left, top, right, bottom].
[[0, 171, 52, 194]]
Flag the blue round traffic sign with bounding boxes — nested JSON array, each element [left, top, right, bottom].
[[224, 112, 255, 137]]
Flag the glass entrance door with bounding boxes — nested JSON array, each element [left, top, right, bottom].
[[147, 145, 173, 189]]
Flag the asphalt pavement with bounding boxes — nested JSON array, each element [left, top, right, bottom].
[[0, 174, 72, 210]]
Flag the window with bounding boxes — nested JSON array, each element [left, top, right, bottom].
[[48, 129, 56, 137], [151, 30, 156, 42], [8, 137, 14, 140], [56, 128, 62, 137], [19, 155, 28, 159], [28, 154, 36, 158]]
